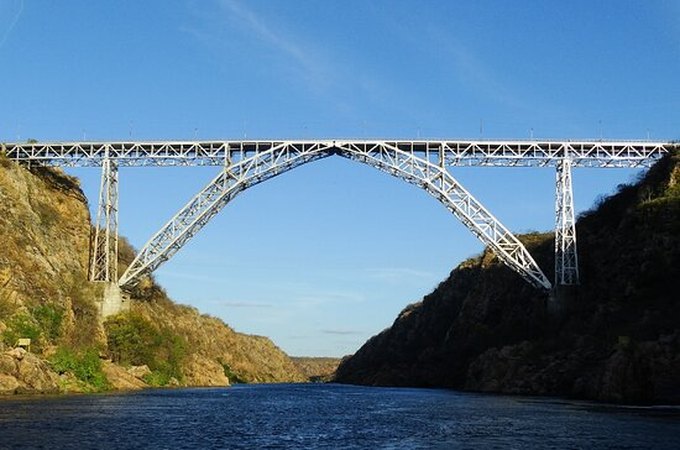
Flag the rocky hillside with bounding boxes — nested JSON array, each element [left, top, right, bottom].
[[0, 153, 305, 394], [291, 357, 341, 382], [335, 148, 680, 404]]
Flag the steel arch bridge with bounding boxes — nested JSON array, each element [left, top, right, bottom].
[[2, 139, 674, 294]]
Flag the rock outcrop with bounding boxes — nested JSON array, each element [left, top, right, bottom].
[[335, 149, 680, 404], [101, 361, 147, 391], [0, 348, 60, 394]]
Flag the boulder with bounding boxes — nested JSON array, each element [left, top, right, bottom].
[[6, 347, 26, 361], [102, 361, 147, 390], [0, 353, 18, 374], [0, 374, 19, 395], [127, 365, 152, 379], [182, 355, 229, 387], [16, 352, 60, 393]]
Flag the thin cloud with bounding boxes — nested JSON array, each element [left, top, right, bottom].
[[320, 329, 363, 336], [215, 0, 332, 89], [0, 0, 23, 49]]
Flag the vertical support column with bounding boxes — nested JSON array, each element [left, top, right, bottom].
[[555, 158, 579, 285], [89, 157, 119, 282]]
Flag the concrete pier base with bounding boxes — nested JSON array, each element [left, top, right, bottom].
[[100, 283, 130, 319], [547, 285, 578, 320]]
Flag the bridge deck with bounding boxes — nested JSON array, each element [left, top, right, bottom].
[[2, 140, 673, 168]]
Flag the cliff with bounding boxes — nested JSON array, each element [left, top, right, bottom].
[[335, 149, 680, 404], [0, 154, 305, 394]]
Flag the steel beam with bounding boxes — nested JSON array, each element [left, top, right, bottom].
[[555, 158, 579, 285], [89, 158, 118, 282]]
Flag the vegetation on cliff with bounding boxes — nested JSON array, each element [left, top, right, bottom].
[[335, 148, 680, 404], [0, 154, 305, 393]]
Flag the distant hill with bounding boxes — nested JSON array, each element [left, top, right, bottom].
[[0, 153, 305, 394], [291, 356, 342, 382], [335, 148, 680, 404]]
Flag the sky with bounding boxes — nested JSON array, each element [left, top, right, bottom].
[[0, 1, 678, 357]]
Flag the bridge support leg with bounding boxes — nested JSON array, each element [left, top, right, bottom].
[[89, 158, 119, 283], [100, 282, 129, 319], [554, 158, 579, 286]]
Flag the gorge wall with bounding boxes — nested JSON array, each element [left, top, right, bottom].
[[0, 154, 305, 394], [335, 149, 680, 404]]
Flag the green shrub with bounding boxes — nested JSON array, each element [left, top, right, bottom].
[[105, 312, 186, 385], [50, 347, 109, 391], [32, 304, 64, 342], [105, 313, 160, 365], [219, 360, 246, 384], [143, 370, 173, 387]]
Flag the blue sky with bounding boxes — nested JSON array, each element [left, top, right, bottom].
[[1, 1, 678, 356]]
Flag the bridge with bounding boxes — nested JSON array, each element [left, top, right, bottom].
[[2, 139, 674, 314]]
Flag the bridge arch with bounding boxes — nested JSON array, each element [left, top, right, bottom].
[[117, 141, 551, 290]]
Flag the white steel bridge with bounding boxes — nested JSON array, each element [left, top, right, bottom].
[[2, 139, 673, 294]]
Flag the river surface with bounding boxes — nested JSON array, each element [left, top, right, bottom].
[[0, 383, 679, 449]]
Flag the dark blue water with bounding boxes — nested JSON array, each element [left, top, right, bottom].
[[0, 384, 679, 449]]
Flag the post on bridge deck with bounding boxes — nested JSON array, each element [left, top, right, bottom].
[[554, 157, 579, 286]]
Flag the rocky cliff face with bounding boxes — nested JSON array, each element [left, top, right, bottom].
[[335, 149, 680, 404], [0, 155, 304, 393]]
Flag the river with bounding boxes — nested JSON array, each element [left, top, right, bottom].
[[0, 384, 679, 449]]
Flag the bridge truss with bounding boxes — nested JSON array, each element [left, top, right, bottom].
[[3, 139, 673, 292]]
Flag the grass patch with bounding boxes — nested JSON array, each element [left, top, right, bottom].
[[50, 347, 109, 391]]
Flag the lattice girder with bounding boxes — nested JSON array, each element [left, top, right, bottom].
[[118, 142, 333, 288], [3, 140, 672, 168], [334, 142, 552, 290]]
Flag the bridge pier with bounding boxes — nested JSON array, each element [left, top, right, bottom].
[[548, 284, 578, 320], [89, 156, 119, 283], [99, 282, 130, 319], [555, 158, 579, 286]]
